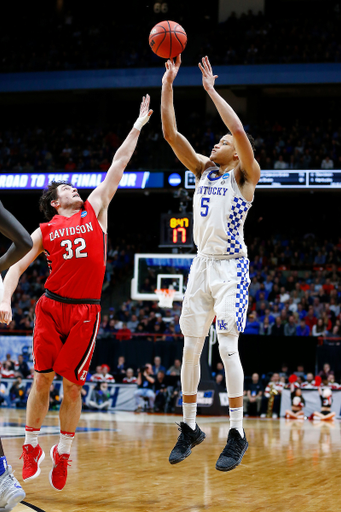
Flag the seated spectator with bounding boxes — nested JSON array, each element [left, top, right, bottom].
[[152, 356, 166, 375], [0, 376, 9, 407], [312, 318, 327, 337], [305, 306, 317, 333], [301, 372, 318, 388], [49, 383, 61, 410], [122, 368, 137, 384], [134, 364, 155, 412], [15, 354, 30, 378], [212, 361, 225, 379], [115, 356, 126, 375], [244, 312, 260, 335], [2, 354, 15, 371], [294, 365, 306, 380], [91, 364, 115, 382], [296, 319, 310, 336], [127, 314, 139, 332], [259, 316, 273, 335], [90, 365, 106, 382], [154, 371, 168, 412], [167, 359, 181, 376], [260, 373, 284, 418], [162, 323, 176, 341], [270, 316, 284, 336], [215, 374, 226, 392], [9, 377, 27, 408], [1, 361, 15, 379], [88, 382, 111, 411], [116, 323, 132, 341], [284, 315, 297, 336], [319, 363, 334, 379], [244, 373, 263, 416]]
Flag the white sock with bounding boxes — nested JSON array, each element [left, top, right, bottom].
[[229, 406, 244, 438], [183, 402, 197, 430], [24, 427, 40, 448], [58, 431, 75, 455]]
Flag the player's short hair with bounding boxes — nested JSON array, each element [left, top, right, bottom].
[[227, 131, 256, 153], [39, 180, 72, 221]]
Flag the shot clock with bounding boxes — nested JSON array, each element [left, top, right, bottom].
[[159, 213, 194, 248]]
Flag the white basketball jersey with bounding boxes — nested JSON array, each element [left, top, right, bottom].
[[193, 166, 252, 257]]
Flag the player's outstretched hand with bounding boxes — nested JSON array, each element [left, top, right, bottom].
[[134, 94, 153, 131], [0, 301, 12, 325], [199, 56, 218, 92], [162, 54, 182, 85]]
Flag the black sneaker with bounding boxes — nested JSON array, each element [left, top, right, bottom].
[[215, 428, 248, 472], [169, 422, 206, 465]]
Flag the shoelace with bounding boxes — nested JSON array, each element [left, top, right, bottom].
[[54, 455, 72, 477], [19, 451, 36, 469], [1, 468, 20, 492], [221, 437, 243, 459], [174, 423, 194, 449]]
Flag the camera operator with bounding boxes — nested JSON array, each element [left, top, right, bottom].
[[134, 363, 156, 412]]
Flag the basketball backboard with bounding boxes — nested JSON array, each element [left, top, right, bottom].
[[131, 253, 195, 301]]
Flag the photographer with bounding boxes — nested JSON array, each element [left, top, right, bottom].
[[134, 363, 155, 412]]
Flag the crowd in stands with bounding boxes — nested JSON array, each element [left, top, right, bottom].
[[1, 116, 341, 173], [2, 7, 341, 73]]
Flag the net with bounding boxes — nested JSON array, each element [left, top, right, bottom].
[[154, 288, 176, 308]]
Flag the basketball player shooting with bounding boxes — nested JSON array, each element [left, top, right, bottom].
[[0, 95, 152, 492], [161, 55, 260, 471], [0, 202, 32, 511]]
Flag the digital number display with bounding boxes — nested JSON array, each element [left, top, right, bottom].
[[159, 213, 194, 248]]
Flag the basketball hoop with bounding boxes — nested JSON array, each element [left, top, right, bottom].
[[155, 288, 176, 308]]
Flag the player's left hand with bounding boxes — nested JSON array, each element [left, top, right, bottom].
[[199, 56, 218, 91], [134, 94, 153, 130]]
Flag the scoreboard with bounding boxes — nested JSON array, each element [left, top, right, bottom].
[[159, 213, 194, 248]]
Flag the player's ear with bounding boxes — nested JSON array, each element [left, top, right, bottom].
[[50, 199, 59, 209]]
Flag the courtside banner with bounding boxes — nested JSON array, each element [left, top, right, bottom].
[[0, 172, 163, 190]]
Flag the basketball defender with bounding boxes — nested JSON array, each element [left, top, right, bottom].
[[0, 96, 152, 491], [161, 56, 260, 471], [0, 201, 33, 511]]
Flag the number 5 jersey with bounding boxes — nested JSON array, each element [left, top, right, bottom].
[[40, 200, 107, 300], [193, 166, 252, 258]]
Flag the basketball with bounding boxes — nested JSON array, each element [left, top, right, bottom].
[[149, 20, 187, 59]]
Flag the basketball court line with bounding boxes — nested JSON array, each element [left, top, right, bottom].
[[21, 501, 46, 512], [0, 422, 120, 438]]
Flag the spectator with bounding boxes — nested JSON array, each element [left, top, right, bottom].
[[259, 316, 273, 335], [312, 318, 327, 337], [9, 377, 27, 408], [301, 372, 318, 389], [0, 375, 8, 407], [244, 312, 260, 335], [49, 383, 61, 410], [15, 354, 30, 378], [1, 361, 15, 379], [122, 368, 137, 384], [152, 356, 166, 375], [260, 373, 284, 418], [115, 356, 126, 376], [270, 316, 285, 336], [294, 365, 306, 380], [90, 365, 104, 382], [319, 363, 334, 379], [88, 382, 111, 411], [284, 315, 297, 336], [321, 156, 334, 169], [215, 374, 226, 392], [127, 314, 139, 332], [296, 319, 310, 336], [116, 323, 132, 341], [167, 359, 181, 376], [244, 373, 263, 416], [154, 371, 168, 412], [134, 363, 155, 412], [2, 354, 15, 371]]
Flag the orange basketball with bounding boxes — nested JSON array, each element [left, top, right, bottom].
[[149, 20, 187, 59]]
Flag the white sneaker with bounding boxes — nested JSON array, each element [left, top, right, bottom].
[[260, 413, 266, 418], [0, 465, 26, 511], [272, 413, 278, 419]]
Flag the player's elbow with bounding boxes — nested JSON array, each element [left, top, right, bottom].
[[22, 233, 33, 251]]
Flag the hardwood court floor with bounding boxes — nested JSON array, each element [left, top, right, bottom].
[[2, 409, 341, 512]]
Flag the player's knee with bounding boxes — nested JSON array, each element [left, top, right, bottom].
[[63, 382, 82, 403], [217, 332, 239, 361], [182, 336, 205, 365], [34, 372, 54, 394]]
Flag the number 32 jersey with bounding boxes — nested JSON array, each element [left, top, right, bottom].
[[193, 166, 252, 258], [40, 200, 107, 300]]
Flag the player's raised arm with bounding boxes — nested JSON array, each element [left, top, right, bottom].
[[88, 95, 153, 220], [199, 56, 260, 186], [0, 201, 33, 272], [161, 55, 210, 178], [0, 227, 44, 324]]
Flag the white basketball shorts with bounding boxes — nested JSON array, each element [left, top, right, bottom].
[[180, 256, 250, 337]]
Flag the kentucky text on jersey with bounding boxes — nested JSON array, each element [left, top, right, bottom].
[[196, 186, 228, 196], [49, 222, 94, 241]]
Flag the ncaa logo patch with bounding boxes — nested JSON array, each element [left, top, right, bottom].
[[81, 211, 88, 218], [222, 173, 230, 179]]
